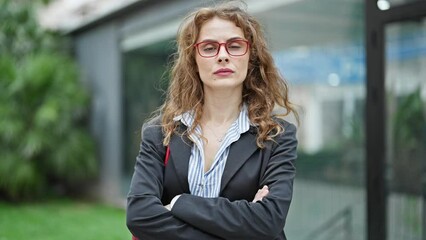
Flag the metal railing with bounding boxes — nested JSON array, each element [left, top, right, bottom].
[[304, 205, 353, 240]]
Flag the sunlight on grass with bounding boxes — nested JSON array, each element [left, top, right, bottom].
[[0, 199, 131, 240]]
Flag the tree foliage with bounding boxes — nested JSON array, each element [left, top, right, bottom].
[[392, 87, 426, 194], [0, 0, 97, 200]]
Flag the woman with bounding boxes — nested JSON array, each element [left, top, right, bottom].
[[126, 1, 298, 240]]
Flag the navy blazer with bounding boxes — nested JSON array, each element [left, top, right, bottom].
[[127, 116, 297, 240]]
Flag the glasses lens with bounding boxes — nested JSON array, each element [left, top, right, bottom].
[[198, 42, 219, 57], [226, 40, 247, 56]]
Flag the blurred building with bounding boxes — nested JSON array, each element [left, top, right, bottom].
[[39, 0, 426, 239]]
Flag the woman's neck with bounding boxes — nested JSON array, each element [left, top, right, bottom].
[[201, 89, 242, 125]]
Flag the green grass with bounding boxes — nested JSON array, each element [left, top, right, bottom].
[[0, 199, 132, 240]]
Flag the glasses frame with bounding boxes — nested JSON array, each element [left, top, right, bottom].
[[193, 39, 250, 58]]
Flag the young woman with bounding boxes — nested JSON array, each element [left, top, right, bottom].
[[127, 1, 298, 239]]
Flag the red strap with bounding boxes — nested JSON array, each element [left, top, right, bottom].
[[132, 236, 138, 240], [164, 146, 170, 166]]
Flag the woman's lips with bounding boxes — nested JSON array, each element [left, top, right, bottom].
[[214, 68, 234, 76]]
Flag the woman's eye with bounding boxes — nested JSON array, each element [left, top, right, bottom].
[[202, 44, 217, 52], [227, 41, 243, 49], [228, 45, 242, 49]]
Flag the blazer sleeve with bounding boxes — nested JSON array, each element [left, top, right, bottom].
[[126, 120, 223, 240], [170, 122, 298, 240]]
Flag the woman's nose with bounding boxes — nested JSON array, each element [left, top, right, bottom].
[[217, 45, 229, 63]]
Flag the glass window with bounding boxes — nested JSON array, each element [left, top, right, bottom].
[[120, 1, 367, 238], [122, 39, 174, 193], [254, 0, 366, 239], [385, 19, 426, 240]]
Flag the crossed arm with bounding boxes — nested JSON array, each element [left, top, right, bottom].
[[164, 185, 269, 210], [126, 122, 297, 240]]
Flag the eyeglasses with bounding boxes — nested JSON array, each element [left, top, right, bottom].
[[194, 39, 250, 58]]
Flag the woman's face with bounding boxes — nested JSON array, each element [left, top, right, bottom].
[[195, 17, 250, 91]]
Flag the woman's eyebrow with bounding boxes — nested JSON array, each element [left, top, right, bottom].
[[227, 37, 245, 41], [198, 37, 245, 42]]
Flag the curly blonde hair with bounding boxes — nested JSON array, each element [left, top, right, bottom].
[[159, 1, 298, 148]]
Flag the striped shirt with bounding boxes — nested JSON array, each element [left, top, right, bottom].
[[174, 105, 251, 198]]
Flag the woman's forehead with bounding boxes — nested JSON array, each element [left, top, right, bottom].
[[197, 17, 245, 42]]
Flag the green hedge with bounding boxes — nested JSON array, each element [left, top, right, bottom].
[[0, 0, 97, 201]]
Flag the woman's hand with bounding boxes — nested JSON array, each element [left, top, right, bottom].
[[164, 195, 181, 211], [252, 185, 269, 202]]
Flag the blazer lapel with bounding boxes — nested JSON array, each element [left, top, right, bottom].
[[220, 127, 258, 193], [169, 125, 192, 193]]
